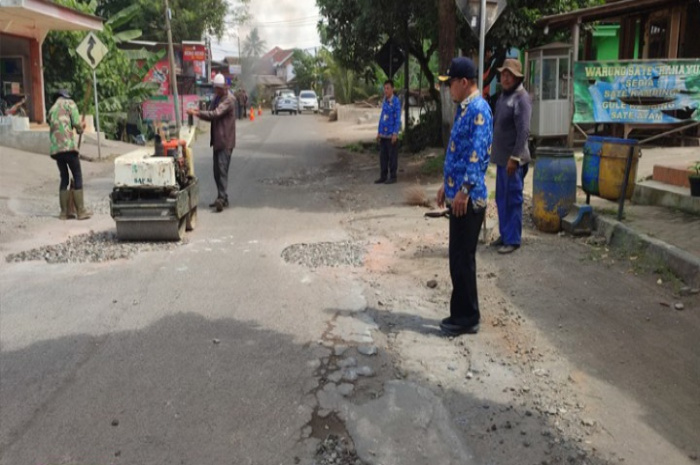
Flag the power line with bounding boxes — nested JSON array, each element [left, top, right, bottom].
[[247, 15, 320, 26]]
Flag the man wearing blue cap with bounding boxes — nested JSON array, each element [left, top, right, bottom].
[[436, 57, 493, 337]]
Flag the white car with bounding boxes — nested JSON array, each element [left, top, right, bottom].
[[273, 89, 298, 115], [298, 90, 319, 113]]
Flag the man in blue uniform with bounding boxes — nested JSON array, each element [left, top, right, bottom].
[[375, 80, 402, 184], [436, 57, 493, 337]]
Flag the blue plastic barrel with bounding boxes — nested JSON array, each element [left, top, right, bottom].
[[582, 136, 603, 195], [533, 147, 577, 233]]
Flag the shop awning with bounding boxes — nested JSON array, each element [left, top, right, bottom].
[[0, 0, 102, 41]]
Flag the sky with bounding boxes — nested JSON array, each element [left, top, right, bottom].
[[211, 0, 322, 61]]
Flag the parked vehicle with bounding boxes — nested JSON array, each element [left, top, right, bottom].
[[273, 89, 298, 115], [298, 90, 319, 114]]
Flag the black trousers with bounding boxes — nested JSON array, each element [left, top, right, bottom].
[[378, 138, 398, 180], [448, 201, 485, 326], [54, 150, 83, 190], [213, 148, 232, 202]]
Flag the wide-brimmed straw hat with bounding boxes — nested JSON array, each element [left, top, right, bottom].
[[497, 58, 523, 78]]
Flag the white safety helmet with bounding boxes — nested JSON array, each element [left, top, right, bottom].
[[213, 73, 226, 88]]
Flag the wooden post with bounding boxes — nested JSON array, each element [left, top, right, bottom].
[[29, 38, 44, 123]]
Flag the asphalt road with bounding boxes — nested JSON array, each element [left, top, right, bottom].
[[0, 113, 362, 464]]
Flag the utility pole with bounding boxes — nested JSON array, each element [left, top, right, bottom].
[[206, 35, 212, 83], [478, 0, 486, 93], [164, 0, 181, 134]]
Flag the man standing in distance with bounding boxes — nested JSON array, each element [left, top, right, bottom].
[[188, 73, 236, 212], [490, 58, 532, 254], [375, 80, 402, 184], [436, 57, 493, 337]]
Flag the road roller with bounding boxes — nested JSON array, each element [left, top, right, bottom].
[[110, 134, 198, 241]]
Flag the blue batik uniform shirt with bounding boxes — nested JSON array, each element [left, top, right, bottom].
[[444, 90, 493, 207], [378, 95, 402, 138]]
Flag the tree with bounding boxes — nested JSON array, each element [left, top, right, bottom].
[[437, 0, 457, 146], [291, 49, 326, 95], [242, 28, 266, 58], [96, 0, 248, 42], [318, 0, 604, 146], [44, 0, 164, 139]]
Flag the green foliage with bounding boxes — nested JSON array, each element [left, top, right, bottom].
[[316, 49, 375, 104], [405, 109, 442, 153], [343, 142, 364, 153], [689, 161, 700, 176], [317, 0, 446, 95], [421, 152, 445, 177], [44, 0, 165, 140], [488, 0, 606, 54], [96, 0, 246, 42], [291, 49, 322, 94]]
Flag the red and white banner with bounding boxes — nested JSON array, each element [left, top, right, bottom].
[[183, 44, 206, 62]]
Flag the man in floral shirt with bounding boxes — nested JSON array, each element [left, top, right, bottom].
[[436, 57, 493, 337], [48, 89, 90, 220], [375, 80, 402, 184]]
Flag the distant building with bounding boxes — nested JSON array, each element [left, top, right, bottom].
[[261, 47, 295, 83], [0, 0, 103, 122]]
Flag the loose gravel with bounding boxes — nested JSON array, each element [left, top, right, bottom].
[[313, 435, 365, 465], [281, 241, 364, 268], [5, 230, 184, 264]]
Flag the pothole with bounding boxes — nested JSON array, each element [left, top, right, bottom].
[[5, 231, 185, 264], [313, 433, 366, 465], [282, 241, 364, 268]]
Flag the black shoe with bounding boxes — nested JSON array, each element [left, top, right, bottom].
[[440, 319, 480, 336], [209, 200, 219, 208], [374, 178, 387, 184], [214, 199, 224, 212], [385, 178, 397, 184], [489, 237, 504, 247], [222, 199, 229, 208]]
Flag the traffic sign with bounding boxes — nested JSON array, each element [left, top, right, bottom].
[[76, 32, 109, 69]]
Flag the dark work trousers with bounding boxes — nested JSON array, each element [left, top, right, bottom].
[[54, 150, 83, 190], [496, 163, 529, 246], [378, 137, 398, 180], [213, 148, 233, 202], [448, 200, 485, 327]]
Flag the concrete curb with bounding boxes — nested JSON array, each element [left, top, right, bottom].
[[593, 214, 700, 287]]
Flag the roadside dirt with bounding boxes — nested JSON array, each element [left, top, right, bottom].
[[306, 124, 700, 465]]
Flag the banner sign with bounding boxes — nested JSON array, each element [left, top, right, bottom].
[[574, 60, 700, 124], [142, 95, 200, 123], [143, 58, 171, 95], [183, 44, 206, 62]]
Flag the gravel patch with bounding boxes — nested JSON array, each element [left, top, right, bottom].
[[313, 435, 365, 465], [281, 241, 364, 268], [5, 230, 184, 264]]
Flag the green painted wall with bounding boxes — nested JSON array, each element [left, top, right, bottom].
[[592, 24, 641, 60], [592, 25, 620, 60]]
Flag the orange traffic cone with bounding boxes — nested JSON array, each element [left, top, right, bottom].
[[249, 106, 255, 121]]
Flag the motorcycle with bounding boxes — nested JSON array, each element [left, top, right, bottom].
[[1, 94, 27, 117]]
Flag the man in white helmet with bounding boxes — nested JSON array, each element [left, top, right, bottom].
[[187, 73, 236, 212]]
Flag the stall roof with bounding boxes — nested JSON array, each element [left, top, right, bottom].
[[528, 41, 572, 52], [0, 0, 103, 40], [255, 74, 286, 88], [536, 0, 684, 29]]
